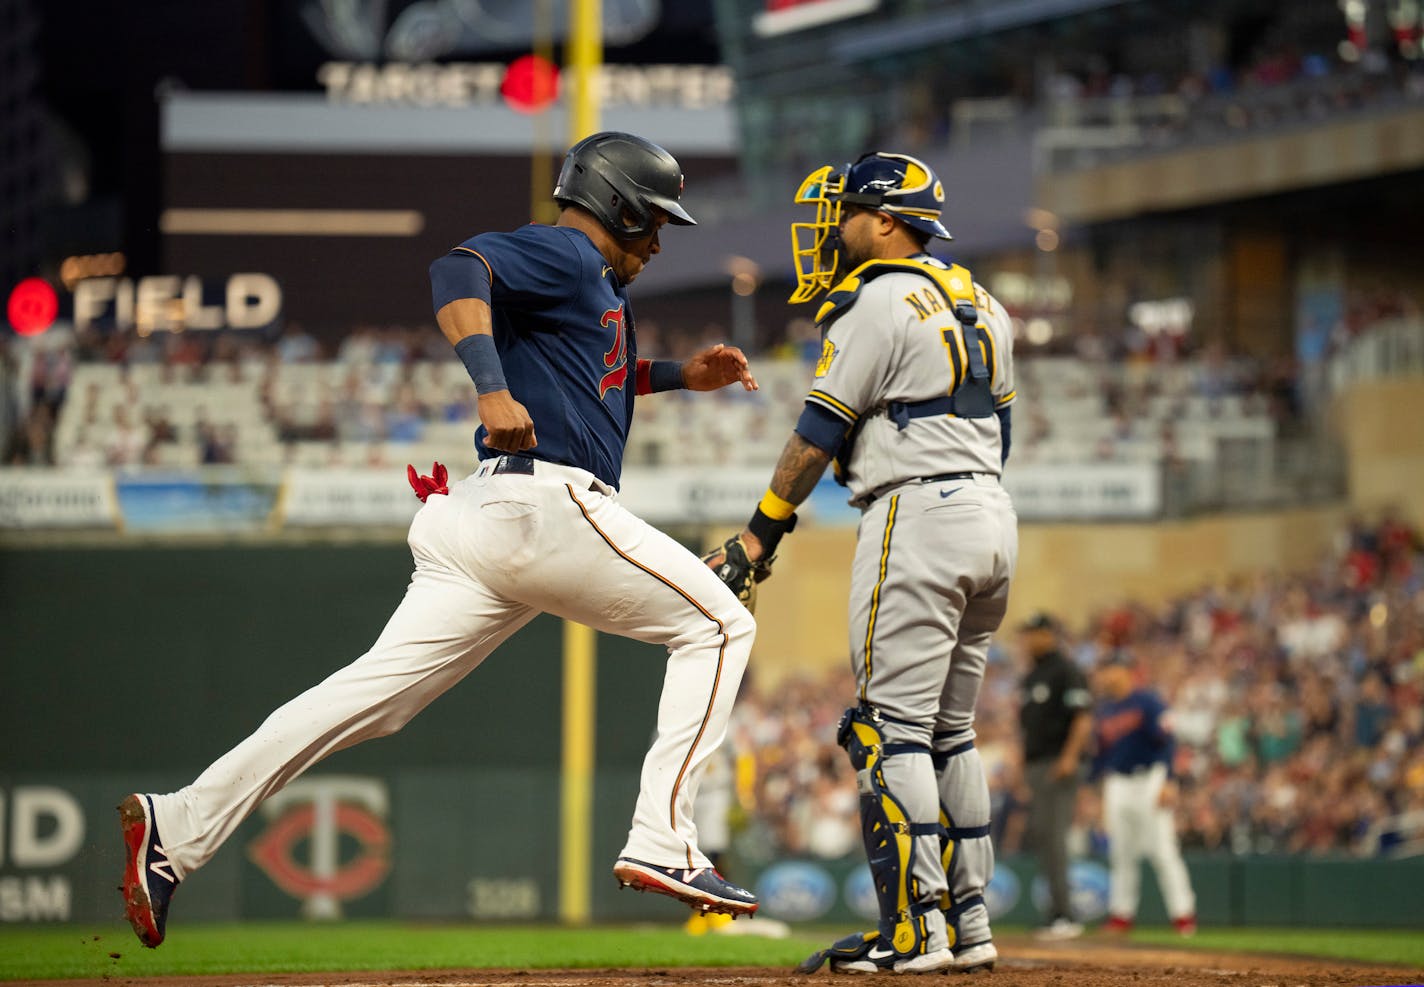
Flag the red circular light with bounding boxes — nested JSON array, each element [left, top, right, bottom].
[[7, 278, 59, 337], [501, 54, 560, 114]]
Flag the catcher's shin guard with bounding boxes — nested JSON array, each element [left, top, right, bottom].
[[934, 734, 995, 949], [795, 929, 878, 974], [838, 706, 946, 959]]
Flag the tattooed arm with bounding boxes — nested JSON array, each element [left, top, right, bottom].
[[740, 433, 832, 561]]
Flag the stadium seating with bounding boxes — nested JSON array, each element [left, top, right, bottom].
[[50, 352, 1279, 476]]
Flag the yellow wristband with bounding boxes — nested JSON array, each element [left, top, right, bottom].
[[758, 489, 797, 521]]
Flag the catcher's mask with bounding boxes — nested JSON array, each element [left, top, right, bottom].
[[553, 131, 696, 239], [789, 151, 952, 304]]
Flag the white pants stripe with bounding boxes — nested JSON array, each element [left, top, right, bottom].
[[152, 460, 754, 880]]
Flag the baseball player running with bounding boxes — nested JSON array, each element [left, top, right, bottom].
[[707, 152, 1016, 974], [119, 132, 764, 948], [1091, 654, 1197, 936]]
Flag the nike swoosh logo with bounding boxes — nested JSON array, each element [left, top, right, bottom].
[[867, 947, 895, 960], [939, 486, 963, 499]]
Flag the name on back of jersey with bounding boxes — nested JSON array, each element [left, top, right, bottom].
[[904, 286, 949, 322]]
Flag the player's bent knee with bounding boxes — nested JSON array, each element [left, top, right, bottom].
[[361, 704, 424, 740], [720, 604, 756, 649]]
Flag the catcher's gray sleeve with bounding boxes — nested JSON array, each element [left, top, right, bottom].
[[805, 288, 895, 426]]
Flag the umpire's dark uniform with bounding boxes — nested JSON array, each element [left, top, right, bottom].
[[1019, 614, 1092, 927]]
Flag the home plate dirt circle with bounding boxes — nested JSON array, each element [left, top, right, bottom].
[[40, 938, 1424, 987]]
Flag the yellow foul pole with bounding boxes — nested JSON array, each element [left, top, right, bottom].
[[530, 0, 559, 224], [559, 2, 602, 928], [568, 0, 602, 142]]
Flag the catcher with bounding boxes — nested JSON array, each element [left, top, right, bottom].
[[707, 150, 1017, 974]]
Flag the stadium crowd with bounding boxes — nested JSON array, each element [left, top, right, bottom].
[[1, 310, 1311, 470], [2, 309, 1421, 867], [0, 324, 444, 467], [728, 512, 1424, 862], [895, 21, 1424, 154]]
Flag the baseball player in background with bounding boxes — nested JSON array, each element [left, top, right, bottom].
[[1091, 654, 1198, 936], [119, 132, 765, 949], [708, 152, 1016, 975]]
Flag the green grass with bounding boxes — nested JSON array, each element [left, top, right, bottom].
[[1131, 927, 1424, 969], [5, 922, 1424, 983], [0, 922, 829, 982]]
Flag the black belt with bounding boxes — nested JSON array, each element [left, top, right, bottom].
[[483, 455, 609, 494], [1117, 763, 1158, 776], [864, 471, 982, 505], [487, 454, 535, 476]]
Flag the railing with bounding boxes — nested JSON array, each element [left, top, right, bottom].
[[1163, 433, 1346, 518], [1328, 317, 1424, 393], [1034, 68, 1424, 173]]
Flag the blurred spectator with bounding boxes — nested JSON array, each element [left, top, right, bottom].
[[62, 427, 106, 469], [5, 405, 56, 465], [716, 513, 1422, 862], [198, 421, 235, 465], [145, 406, 178, 445], [1353, 672, 1393, 747], [276, 322, 320, 363], [106, 405, 149, 466]]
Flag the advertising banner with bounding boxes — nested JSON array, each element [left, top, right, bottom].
[[806, 463, 1162, 526], [617, 467, 778, 525], [1003, 463, 1161, 520], [0, 769, 558, 926], [0, 469, 118, 529], [113, 469, 281, 533], [280, 469, 420, 527], [1, 464, 1161, 532]]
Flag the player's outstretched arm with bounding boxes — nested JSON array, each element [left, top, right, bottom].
[[740, 433, 829, 558], [682, 343, 758, 392], [702, 432, 826, 610], [435, 297, 537, 452]]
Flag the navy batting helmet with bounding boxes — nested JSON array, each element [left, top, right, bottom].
[[553, 132, 696, 238]]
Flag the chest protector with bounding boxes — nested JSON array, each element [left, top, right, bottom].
[[818, 258, 996, 485], [817, 257, 996, 424]]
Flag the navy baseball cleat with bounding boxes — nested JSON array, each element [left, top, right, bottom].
[[119, 794, 179, 948], [613, 856, 759, 916], [797, 930, 955, 975]]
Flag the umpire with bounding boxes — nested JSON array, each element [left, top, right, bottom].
[[1018, 612, 1093, 939]]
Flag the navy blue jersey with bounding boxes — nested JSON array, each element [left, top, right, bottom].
[[1092, 689, 1174, 778], [447, 224, 636, 487]]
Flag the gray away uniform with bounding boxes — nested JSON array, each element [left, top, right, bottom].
[[809, 256, 1017, 955]]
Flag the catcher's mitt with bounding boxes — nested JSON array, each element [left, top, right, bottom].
[[702, 535, 775, 613]]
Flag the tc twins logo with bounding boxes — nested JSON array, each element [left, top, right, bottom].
[[599, 304, 627, 398], [247, 777, 390, 919]]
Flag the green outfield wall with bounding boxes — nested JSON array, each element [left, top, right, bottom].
[[2, 546, 1419, 928]]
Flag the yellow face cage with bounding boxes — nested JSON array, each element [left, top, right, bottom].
[[789, 165, 847, 304]]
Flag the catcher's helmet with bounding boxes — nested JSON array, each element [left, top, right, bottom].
[[789, 151, 950, 303], [839, 152, 951, 241], [553, 132, 696, 238]]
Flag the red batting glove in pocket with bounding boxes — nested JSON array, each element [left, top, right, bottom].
[[406, 461, 450, 503]]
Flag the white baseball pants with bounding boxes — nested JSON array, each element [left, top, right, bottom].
[[1103, 764, 1196, 920], [151, 458, 754, 879]]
